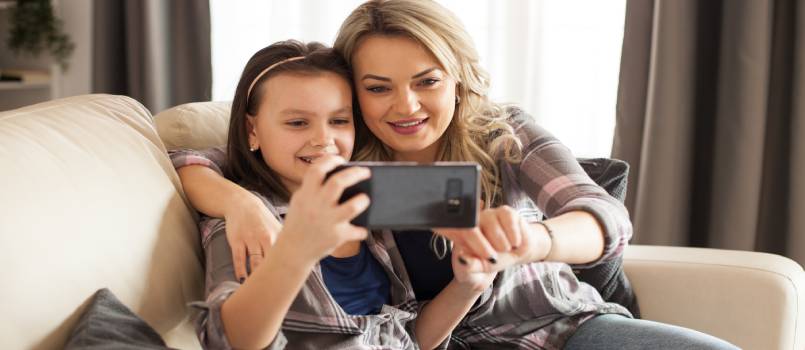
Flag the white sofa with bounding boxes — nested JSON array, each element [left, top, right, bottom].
[[0, 94, 802, 350]]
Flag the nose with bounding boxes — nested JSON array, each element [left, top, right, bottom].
[[310, 123, 335, 148], [394, 87, 420, 116]]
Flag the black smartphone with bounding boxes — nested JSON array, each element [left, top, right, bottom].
[[326, 162, 480, 229]]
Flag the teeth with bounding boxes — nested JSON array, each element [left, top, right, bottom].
[[300, 154, 339, 163], [394, 120, 424, 127]]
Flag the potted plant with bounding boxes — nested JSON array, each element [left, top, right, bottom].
[[5, 0, 74, 70]]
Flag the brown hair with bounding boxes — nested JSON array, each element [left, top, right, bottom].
[[226, 40, 360, 201], [334, 0, 522, 207]]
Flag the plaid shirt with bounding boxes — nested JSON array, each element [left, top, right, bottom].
[[170, 110, 633, 349], [500, 110, 633, 269], [192, 192, 427, 349]]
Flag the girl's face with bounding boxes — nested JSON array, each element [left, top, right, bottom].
[[248, 72, 355, 193], [352, 35, 457, 163]]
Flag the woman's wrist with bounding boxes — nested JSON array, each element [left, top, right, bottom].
[[526, 222, 554, 262], [533, 221, 555, 261], [224, 188, 264, 219]]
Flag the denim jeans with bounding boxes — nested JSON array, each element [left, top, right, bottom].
[[563, 314, 740, 350]]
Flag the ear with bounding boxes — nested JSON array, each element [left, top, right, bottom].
[[246, 114, 260, 150]]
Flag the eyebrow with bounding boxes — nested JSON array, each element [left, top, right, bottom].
[[360, 67, 440, 82], [279, 106, 352, 117], [411, 67, 439, 79], [330, 106, 353, 115], [279, 108, 315, 117]]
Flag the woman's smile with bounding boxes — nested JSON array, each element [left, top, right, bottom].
[[387, 117, 429, 135]]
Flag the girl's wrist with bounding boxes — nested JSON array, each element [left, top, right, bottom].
[[451, 277, 491, 294], [271, 232, 321, 270]]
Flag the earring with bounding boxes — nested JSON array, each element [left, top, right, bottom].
[[249, 144, 258, 152]]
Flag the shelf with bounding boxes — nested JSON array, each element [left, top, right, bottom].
[[0, 81, 50, 90]]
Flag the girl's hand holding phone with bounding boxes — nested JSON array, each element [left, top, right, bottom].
[[279, 155, 372, 264]]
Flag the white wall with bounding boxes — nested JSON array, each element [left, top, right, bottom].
[[55, 0, 93, 98], [210, 0, 626, 157]]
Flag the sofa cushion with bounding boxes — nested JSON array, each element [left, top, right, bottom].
[[624, 245, 805, 350], [576, 158, 640, 317], [154, 101, 231, 151], [0, 95, 203, 349], [64, 289, 172, 350]]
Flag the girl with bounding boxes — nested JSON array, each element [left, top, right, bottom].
[[184, 40, 495, 349], [175, 1, 738, 349]]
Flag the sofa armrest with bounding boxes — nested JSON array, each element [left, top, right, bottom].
[[624, 245, 804, 350]]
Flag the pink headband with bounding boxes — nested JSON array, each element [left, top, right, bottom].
[[246, 56, 306, 101]]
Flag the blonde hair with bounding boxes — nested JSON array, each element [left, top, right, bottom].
[[335, 0, 522, 207]]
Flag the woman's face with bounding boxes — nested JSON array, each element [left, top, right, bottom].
[[352, 35, 457, 163], [248, 72, 355, 193]]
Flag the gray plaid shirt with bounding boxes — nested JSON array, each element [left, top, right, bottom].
[[193, 195, 428, 349]]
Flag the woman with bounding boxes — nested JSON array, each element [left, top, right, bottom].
[[174, 1, 738, 348]]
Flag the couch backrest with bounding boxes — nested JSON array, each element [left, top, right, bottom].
[[155, 100, 231, 151], [0, 95, 203, 349]]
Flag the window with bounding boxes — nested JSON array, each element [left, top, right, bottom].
[[211, 0, 626, 157]]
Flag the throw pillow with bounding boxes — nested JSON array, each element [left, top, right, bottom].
[[63, 288, 174, 350]]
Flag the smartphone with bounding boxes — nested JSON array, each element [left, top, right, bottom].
[[326, 162, 480, 229]]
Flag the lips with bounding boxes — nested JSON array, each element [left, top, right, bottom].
[[388, 118, 428, 135], [297, 153, 338, 164]]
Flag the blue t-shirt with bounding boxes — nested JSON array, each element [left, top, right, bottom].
[[393, 230, 453, 301], [320, 241, 391, 315]]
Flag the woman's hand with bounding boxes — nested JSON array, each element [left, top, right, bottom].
[[436, 206, 544, 273], [176, 164, 285, 282], [223, 196, 283, 282], [279, 155, 372, 264]]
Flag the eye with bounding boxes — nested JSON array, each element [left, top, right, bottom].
[[366, 86, 389, 93], [331, 118, 352, 125], [285, 120, 307, 127], [419, 78, 440, 86]]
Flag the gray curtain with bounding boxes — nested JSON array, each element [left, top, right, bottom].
[[614, 0, 805, 265], [92, 0, 211, 114]]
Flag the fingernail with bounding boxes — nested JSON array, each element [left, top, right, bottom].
[[458, 257, 468, 265], [239, 277, 245, 284], [488, 256, 498, 264]]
